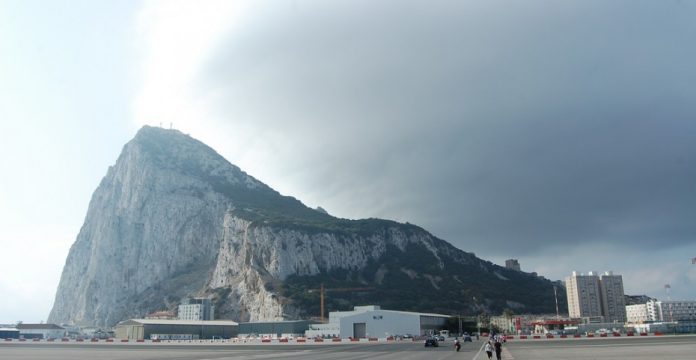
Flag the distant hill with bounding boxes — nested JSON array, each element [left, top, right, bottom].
[[49, 126, 565, 327]]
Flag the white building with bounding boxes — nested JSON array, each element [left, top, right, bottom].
[[305, 305, 450, 339], [646, 299, 661, 322], [626, 303, 648, 323]]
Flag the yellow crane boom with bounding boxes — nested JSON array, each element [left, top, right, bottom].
[[308, 283, 375, 323]]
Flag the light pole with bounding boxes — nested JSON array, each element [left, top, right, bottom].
[[477, 315, 481, 337], [473, 296, 481, 337], [458, 315, 462, 337]]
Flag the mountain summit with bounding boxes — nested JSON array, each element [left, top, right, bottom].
[[49, 126, 564, 327]]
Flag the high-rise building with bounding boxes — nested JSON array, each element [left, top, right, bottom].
[[178, 297, 215, 321], [566, 271, 626, 323], [599, 271, 626, 323], [566, 271, 603, 319], [505, 259, 521, 271]]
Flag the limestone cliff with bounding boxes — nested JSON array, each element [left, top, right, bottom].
[[49, 126, 564, 327]]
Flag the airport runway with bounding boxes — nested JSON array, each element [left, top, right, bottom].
[[504, 336, 696, 360], [1, 336, 695, 360], [1, 341, 471, 360]]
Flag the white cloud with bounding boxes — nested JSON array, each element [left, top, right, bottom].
[[0, 227, 73, 323], [133, 0, 250, 132], [126, 0, 696, 303]]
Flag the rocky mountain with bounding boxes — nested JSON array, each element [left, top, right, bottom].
[[49, 126, 565, 327]]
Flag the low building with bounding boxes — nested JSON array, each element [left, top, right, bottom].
[[305, 305, 450, 339], [626, 299, 696, 324], [626, 303, 648, 324], [505, 259, 521, 271], [653, 300, 696, 322], [114, 319, 238, 340], [529, 319, 580, 334], [239, 320, 315, 338], [146, 311, 176, 320], [0, 328, 20, 339], [16, 324, 65, 339]]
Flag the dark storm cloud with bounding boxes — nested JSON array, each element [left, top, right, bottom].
[[196, 0, 696, 257]]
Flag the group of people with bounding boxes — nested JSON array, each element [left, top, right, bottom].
[[451, 333, 503, 359], [484, 338, 503, 360]]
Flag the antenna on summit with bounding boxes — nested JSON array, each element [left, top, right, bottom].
[[170, 122, 173, 129]]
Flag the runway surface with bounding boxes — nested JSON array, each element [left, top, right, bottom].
[[1, 336, 695, 360], [503, 336, 696, 360]]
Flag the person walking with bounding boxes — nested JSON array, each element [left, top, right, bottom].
[[494, 340, 502, 360], [485, 341, 493, 360]]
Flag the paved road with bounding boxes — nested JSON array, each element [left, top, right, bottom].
[[0, 340, 473, 360], [503, 336, 696, 360], [1, 336, 695, 360]]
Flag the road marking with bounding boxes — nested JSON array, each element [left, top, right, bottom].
[[502, 347, 515, 360], [472, 341, 486, 360]]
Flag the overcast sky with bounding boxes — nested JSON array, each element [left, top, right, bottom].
[[1, 0, 695, 324]]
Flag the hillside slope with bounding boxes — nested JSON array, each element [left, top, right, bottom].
[[49, 126, 565, 327]]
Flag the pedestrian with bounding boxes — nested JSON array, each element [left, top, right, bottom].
[[485, 341, 493, 360], [494, 340, 502, 360]]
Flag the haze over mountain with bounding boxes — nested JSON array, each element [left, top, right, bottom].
[[48, 126, 563, 327]]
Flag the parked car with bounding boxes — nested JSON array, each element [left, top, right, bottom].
[[424, 337, 439, 347]]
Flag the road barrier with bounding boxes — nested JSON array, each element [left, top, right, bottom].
[[503, 331, 671, 342], [0, 333, 680, 346]]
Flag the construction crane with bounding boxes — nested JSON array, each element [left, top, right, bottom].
[[308, 284, 374, 323]]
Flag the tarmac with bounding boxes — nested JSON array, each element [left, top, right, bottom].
[[0, 335, 694, 360]]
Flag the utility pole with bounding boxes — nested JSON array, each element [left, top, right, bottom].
[[664, 284, 673, 322], [320, 283, 325, 324], [554, 285, 560, 319], [473, 296, 481, 336], [458, 315, 462, 336]]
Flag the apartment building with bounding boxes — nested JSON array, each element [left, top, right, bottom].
[[599, 271, 627, 323], [566, 271, 603, 319], [566, 271, 626, 323]]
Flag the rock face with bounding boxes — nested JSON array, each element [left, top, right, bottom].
[[49, 126, 565, 327]]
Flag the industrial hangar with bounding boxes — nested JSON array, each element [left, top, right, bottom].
[[239, 320, 316, 338], [114, 319, 238, 340], [306, 305, 450, 338], [114, 305, 449, 340]]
